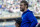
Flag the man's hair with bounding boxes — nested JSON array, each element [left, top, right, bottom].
[[20, 0, 28, 8]]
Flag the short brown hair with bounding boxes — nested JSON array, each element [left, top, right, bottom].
[[20, 0, 28, 8]]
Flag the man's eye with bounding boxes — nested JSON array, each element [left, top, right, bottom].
[[20, 5, 22, 6]]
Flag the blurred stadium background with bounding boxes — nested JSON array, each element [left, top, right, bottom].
[[0, 0, 40, 27]]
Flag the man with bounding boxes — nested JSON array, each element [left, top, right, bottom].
[[20, 0, 38, 27], [15, 22, 20, 27], [38, 24, 40, 27], [15, 18, 21, 27], [36, 23, 40, 27]]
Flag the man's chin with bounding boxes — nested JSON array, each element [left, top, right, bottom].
[[20, 10, 24, 12]]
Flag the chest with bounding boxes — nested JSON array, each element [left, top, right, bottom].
[[21, 13, 28, 21]]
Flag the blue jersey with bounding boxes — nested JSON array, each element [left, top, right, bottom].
[[20, 10, 38, 27]]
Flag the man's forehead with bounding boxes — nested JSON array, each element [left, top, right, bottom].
[[20, 3, 24, 5]]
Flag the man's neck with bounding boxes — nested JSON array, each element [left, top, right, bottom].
[[24, 8, 27, 12]]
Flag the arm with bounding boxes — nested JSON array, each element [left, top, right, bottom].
[[27, 12, 38, 27]]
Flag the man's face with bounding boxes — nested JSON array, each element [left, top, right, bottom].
[[20, 3, 25, 12]]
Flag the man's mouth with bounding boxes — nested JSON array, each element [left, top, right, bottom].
[[20, 8, 22, 10]]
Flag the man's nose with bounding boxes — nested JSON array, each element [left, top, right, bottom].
[[20, 6, 21, 7]]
